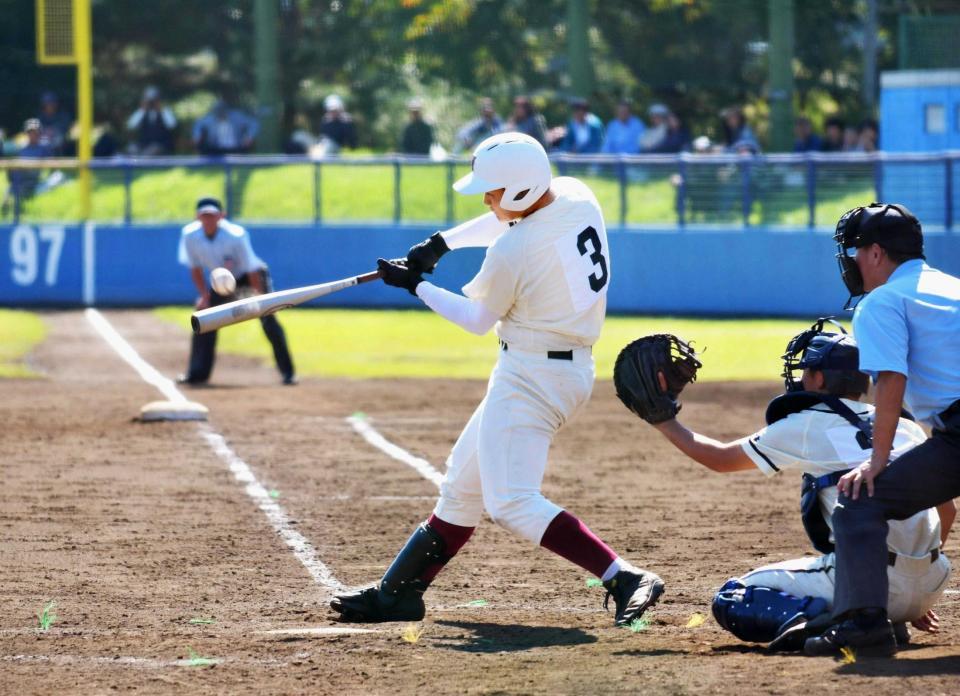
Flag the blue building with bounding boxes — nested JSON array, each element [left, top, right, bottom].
[[880, 69, 960, 151]]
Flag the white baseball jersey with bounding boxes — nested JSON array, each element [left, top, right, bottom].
[[434, 176, 610, 544], [462, 176, 609, 351], [178, 219, 265, 276], [740, 400, 940, 557]]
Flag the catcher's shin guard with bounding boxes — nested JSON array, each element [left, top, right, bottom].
[[331, 523, 447, 622], [711, 579, 829, 645]]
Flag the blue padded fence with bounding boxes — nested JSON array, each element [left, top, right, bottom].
[[3, 223, 958, 317]]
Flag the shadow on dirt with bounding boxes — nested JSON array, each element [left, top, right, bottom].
[[432, 620, 597, 653], [837, 652, 960, 677]]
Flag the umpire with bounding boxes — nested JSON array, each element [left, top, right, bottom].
[[177, 196, 296, 386], [805, 203, 960, 657]]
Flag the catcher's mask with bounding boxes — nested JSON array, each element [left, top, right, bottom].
[[781, 317, 867, 396], [834, 202, 924, 308]]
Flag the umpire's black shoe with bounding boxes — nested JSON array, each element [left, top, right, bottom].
[[330, 586, 425, 623], [176, 373, 207, 386], [603, 566, 665, 627], [803, 617, 897, 657], [282, 373, 298, 386]]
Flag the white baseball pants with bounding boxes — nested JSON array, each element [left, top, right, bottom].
[[740, 551, 951, 623], [433, 346, 594, 543]]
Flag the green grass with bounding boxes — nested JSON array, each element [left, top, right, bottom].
[[155, 307, 839, 382], [0, 309, 46, 378], [6, 160, 872, 228]]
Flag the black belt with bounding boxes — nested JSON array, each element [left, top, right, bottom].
[[939, 399, 960, 424], [888, 548, 939, 567], [499, 340, 573, 361]]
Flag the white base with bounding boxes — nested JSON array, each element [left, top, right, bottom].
[[139, 400, 208, 422]]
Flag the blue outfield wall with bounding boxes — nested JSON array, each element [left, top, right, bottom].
[[2, 223, 959, 317]]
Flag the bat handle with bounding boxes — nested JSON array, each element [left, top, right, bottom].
[[356, 269, 384, 284]]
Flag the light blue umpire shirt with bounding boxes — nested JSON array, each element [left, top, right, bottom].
[[177, 219, 264, 277], [853, 258, 960, 426]]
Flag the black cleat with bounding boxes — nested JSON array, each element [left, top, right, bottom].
[[603, 566, 665, 627], [176, 374, 207, 386], [330, 586, 425, 623], [892, 621, 910, 646], [282, 374, 298, 386], [768, 611, 833, 652], [804, 618, 897, 657]]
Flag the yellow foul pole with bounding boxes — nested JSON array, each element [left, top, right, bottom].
[[75, 0, 92, 220]]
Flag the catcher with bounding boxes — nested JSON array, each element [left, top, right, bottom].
[[614, 324, 953, 651]]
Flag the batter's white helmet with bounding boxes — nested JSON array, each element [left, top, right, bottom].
[[453, 132, 552, 212]]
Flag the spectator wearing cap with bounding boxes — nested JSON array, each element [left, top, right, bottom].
[[601, 101, 645, 155], [319, 94, 357, 152], [506, 96, 548, 147], [192, 99, 259, 156], [400, 98, 434, 156], [639, 103, 670, 153], [721, 106, 760, 154], [556, 98, 604, 154], [454, 97, 502, 153], [127, 86, 177, 155], [821, 117, 846, 152], [38, 91, 73, 155], [177, 196, 296, 386], [3, 119, 54, 215], [793, 116, 822, 153]]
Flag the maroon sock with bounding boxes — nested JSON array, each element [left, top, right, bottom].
[[421, 513, 475, 584], [539, 510, 617, 578]]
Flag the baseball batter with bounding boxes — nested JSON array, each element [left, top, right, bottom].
[[177, 196, 296, 385], [647, 320, 952, 650], [331, 132, 664, 626]]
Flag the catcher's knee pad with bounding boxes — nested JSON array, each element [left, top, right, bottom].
[[711, 579, 830, 643], [380, 522, 447, 600]]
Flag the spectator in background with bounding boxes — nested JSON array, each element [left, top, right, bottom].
[[843, 125, 860, 152], [38, 91, 73, 155], [506, 95, 547, 147], [319, 94, 357, 152], [284, 114, 315, 155], [2, 119, 53, 215], [192, 99, 259, 155], [793, 116, 822, 152], [639, 103, 670, 152], [127, 86, 177, 155], [821, 117, 846, 152], [855, 119, 879, 153], [400, 98, 434, 155], [602, 100, 645, 154], [454, 97, 502, 153], [660, 112, 691, 153], [721, 106, 760, 154], [556, 97, 604, 154]]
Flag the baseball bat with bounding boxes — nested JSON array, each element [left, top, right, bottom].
[[191, 269, 382, 334]]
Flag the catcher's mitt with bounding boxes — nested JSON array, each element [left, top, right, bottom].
[[613, 334, 702, 424]]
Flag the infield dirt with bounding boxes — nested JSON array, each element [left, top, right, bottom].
[[2, 310, 957, 695]]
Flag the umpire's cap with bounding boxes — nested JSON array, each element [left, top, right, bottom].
[[835, 202, 923, 258], [196, 196, 223, 215]]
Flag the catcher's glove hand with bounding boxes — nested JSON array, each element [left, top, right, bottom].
[[613, 334, 702, 424]]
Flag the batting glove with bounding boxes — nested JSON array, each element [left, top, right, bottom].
[[377, 258, 424, 296], [406, 232, 449, 274]]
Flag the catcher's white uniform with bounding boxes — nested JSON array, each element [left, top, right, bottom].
[[431, 176, 610, 542], [739, 401, 951, 622]]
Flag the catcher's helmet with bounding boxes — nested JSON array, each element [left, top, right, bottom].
[[453, 132, 552, 212], [781, 317, 867, 396], [834, 202, 924, 301]]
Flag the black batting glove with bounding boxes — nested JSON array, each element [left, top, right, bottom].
[[406, 232, 450, 274], [377, 258, 424, 296]]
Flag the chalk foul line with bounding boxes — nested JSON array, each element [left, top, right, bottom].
[[84, 308, 344, 593], [346, 414, 445, 489]]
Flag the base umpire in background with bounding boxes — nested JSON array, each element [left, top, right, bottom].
[[177, 196, 296, 386], [804, 203, 960, 657]]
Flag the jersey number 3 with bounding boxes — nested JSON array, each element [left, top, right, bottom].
[[577, 226, 608, 292]]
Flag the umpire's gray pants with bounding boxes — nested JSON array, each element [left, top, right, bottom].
[[833, 418, 960, 617]]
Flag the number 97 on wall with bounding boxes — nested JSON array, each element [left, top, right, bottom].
[[9, 225, 66, 287]]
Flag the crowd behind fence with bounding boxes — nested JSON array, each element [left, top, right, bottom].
[[1, 152, 958, 230]]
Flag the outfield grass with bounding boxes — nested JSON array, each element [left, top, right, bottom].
[[0, 309, 46, 378], [155, 306, 840, 382], [7, 160, 871, 229]]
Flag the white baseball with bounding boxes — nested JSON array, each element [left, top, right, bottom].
[[210, 267, 237, 295]]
